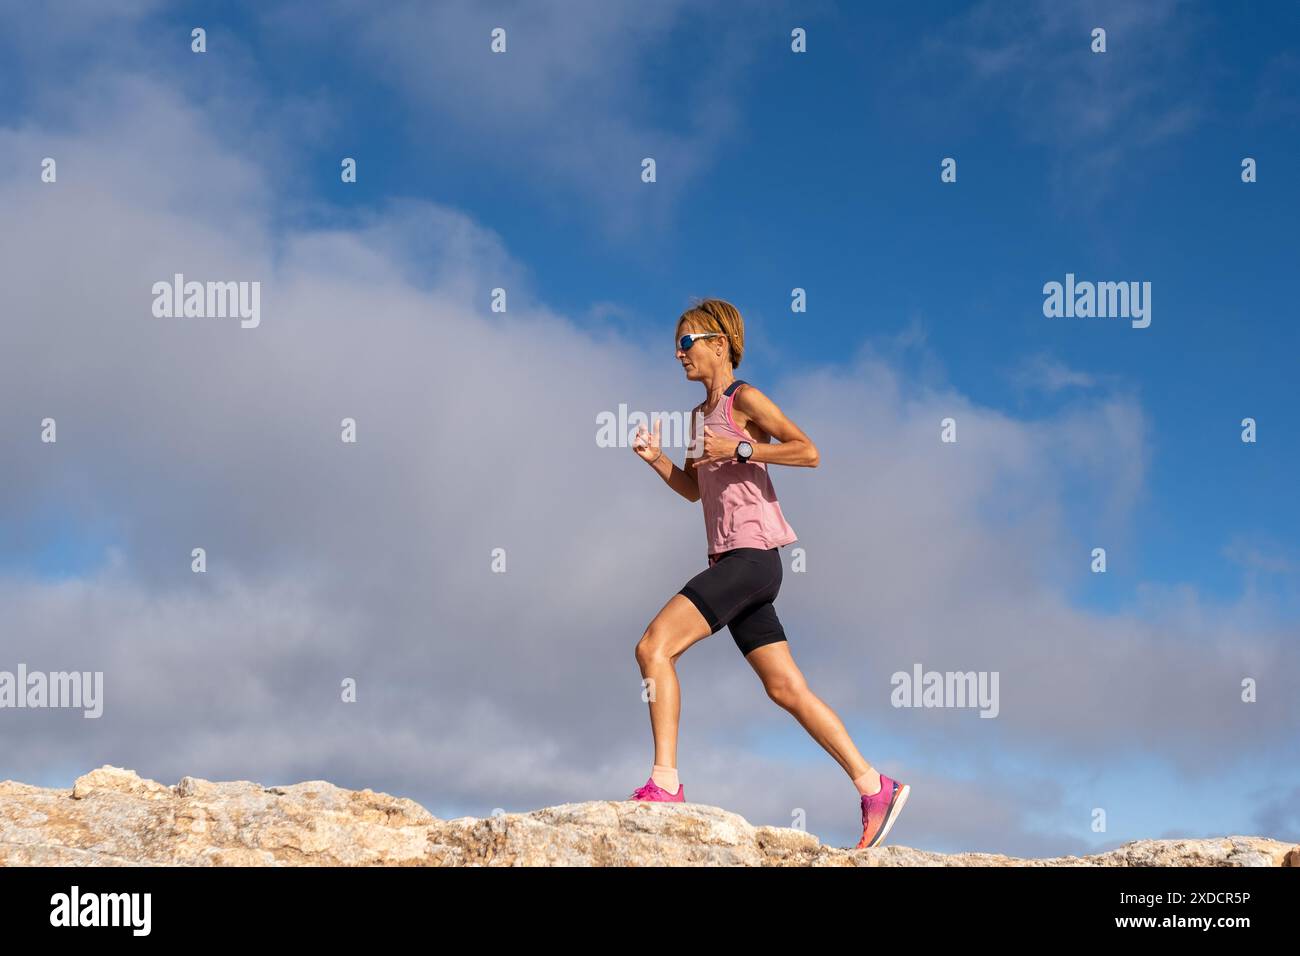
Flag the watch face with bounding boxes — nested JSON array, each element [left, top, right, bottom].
[[738, 441, 753, 459]]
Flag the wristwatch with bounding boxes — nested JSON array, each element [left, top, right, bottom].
[[735, 440, 753, 463]]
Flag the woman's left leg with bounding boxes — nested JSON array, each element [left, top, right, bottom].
[[743, 640, 881, 794], [729, 562, 912, 847]]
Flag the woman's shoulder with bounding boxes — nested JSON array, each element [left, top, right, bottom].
[[729, 380, 769, 409]]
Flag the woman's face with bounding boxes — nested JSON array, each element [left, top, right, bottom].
[[675, 321, 726, 382]]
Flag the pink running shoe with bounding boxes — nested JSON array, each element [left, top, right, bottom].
[[855, 772, 910, 849], [629, 776, 685, 802]]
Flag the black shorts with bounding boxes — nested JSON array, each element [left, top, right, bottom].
[[678, 547, 787, 656]]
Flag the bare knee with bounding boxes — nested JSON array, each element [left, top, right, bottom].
[[635, 625, 672, 669], [765, 676, 808, 711]]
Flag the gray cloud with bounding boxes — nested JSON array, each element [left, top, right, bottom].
[[1251, 785, 1300, 843]]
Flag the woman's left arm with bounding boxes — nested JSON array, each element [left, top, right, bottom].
[[726, 385, 820, 468]]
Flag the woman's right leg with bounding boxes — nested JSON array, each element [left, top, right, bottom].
[[634, 593, 714, 768]]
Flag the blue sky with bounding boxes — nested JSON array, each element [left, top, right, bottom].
[[1, 0, 1297, 856]]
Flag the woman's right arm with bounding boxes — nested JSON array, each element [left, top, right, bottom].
[[634, 415, 701, 502], [648, 448, 701, 502]]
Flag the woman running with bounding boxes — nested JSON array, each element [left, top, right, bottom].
[[629, 298, 911, 849]]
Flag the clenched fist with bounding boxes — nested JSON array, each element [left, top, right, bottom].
[[693, 425, 739, 467]]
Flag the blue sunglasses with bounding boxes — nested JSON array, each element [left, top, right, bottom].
[[678, 332, 723, 353]]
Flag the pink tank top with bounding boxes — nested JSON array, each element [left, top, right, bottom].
[[692, 380, 798, 559]]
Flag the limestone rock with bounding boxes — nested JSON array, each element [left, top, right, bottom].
[[1, 766, 1294, 867]]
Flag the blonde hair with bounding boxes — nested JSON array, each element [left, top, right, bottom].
[[676, 297, 745, 369]]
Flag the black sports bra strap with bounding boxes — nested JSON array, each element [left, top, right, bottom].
[[723, 379, 747, 396]]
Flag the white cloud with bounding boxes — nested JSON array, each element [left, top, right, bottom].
[[1011, 353, 1096, 393]]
